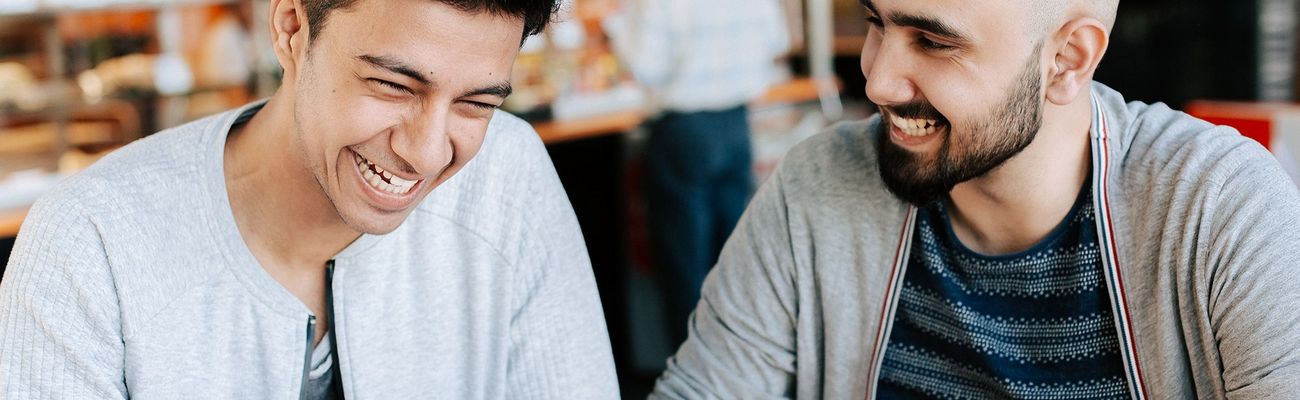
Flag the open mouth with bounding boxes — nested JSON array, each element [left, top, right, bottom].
[[352, 151, 421, 195], [888, 113, 948, 137]]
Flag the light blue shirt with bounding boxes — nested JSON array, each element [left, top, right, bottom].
[[604, 0, 791, 113]]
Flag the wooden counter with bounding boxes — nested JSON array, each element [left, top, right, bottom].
[[533, 110, 647, 144], [0, 208, 27, 238], [756, 77, 825, 106]]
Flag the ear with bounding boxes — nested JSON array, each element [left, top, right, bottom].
[[268, 0, 311, 81], [1043, 18, 1109, 106]]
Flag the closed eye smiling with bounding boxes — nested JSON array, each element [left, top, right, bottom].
[[370, 78, 413, 95], [917, 35, 955, 51], [464, 101, 497, 110]]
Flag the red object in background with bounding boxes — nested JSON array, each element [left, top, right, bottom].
[[1185, 102, 1287, 149], [1185, 101, 1300, 186], [1195, 116, 1272, 149]]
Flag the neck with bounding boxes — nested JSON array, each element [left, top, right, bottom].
[[224, 93, 360, 271], [945, 92, 1093, 255]]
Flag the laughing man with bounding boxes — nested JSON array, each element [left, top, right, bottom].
[[0, 0, 618, 398]]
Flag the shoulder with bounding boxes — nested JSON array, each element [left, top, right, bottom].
[[1101, 86, 1300, 236], [1089, 82, 1271, 190], [1128, 104, 1267, 177], [9, 109, 235, 298], [1114, 97, 1286, 197], [33, 109, 228, 224]]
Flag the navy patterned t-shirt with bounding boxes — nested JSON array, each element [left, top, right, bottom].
[[878, 180, 1130, 399]]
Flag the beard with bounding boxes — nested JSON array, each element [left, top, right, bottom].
[[875, 51, 1046, 207]]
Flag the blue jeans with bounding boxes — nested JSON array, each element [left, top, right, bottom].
[[644, 105, 753, 345]]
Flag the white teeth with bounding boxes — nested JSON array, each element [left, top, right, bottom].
[[389, 175, 415, 187], [889, 115, 905, 129], [354, 152, 420, 195], [889, 114, 943, 137]]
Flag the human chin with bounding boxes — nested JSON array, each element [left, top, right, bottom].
[[876, 121, 957, 206], [331, 147, 428, 234]]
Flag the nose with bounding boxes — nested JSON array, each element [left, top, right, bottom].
[[391, 104, 454, 179], [862, 32, 918, 107]]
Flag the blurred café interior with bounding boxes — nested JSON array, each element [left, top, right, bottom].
[[1, 0, 1298, 396]]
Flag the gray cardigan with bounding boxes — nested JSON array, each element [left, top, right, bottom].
[[0, 102, 620, 399], [653, 83, 1300, 399]]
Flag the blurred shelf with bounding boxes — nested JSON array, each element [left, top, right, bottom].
[[534, 110, 646, 145], [0, 207, 27, 238], [0, 11, 54, 23], [0, 0, 241, 18], [756, 77, 827, 107]]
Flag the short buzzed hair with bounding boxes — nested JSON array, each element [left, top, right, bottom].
[[302, 0, 559, 44], [1031, 0, 1119, 37]]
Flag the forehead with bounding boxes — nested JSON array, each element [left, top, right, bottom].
[[864, 0, 1034, 42], [316, 0, 524, 82]]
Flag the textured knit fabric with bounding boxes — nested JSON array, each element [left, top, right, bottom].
[[650, 82, 1300, 399], [0, 100, 620, 399], [602, 0, 789, 113], [879, 180, 1129, 399]]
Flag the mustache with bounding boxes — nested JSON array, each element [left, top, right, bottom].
[[880, 101, 949, 125]]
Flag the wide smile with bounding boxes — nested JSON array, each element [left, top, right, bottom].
[[887, 112, 948, 147], [349, 149, 424, 210]]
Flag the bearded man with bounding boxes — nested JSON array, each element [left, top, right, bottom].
[[651, 0, 1300, 398]]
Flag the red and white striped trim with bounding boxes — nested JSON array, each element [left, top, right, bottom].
[[865, 206, 916, 399], [1090, 91, 1149, 400]]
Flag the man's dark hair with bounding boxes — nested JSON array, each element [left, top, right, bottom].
[[303, 0, 559, 43]]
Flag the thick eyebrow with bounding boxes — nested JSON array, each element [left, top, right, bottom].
[[892, 14, 971, 43], [860, 0, 972, 43], [358, 54, 513, 99], [357, 54, 430, 86], [463, 82, 512, 99]]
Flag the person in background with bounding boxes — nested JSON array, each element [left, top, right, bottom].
[[652, 0, 1300, 398], [603, 0, 791, 347], [0, 0, 618, 398]]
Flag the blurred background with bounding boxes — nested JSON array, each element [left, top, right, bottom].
[[1, 0, 1298, 397]]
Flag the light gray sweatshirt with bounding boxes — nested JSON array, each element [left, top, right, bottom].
[[652, 83, 1300, 399], [0, 101, 620, 399]]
